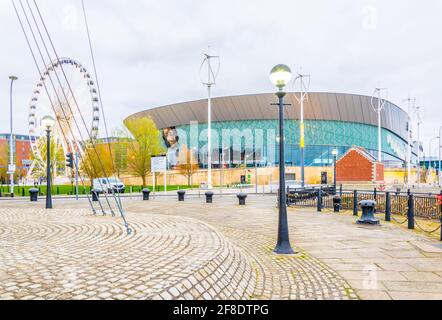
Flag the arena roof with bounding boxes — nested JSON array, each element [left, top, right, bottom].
[[127, 93, 409, 141]]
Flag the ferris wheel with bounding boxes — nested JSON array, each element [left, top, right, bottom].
[[28, 58, 100, 170]]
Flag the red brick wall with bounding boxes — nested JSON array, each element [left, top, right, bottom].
[[15, 140, 31, 167], [375, 163, 385, 182], [336, 149, 374, 182]]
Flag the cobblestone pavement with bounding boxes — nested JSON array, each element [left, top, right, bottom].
[[0, 196, 356, 300], [122, 195, 442, 300]]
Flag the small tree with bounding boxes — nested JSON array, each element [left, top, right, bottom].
[[80, 143, 114, 187], [0, 142, 8, 184], [124, 116, 165, 187], [176, 144, 199, 186]]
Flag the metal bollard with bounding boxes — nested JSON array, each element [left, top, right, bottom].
[[357, 200, 379, 225], [385, 192, 391, 222], [205, 191, 214, 204], [29, 188, 38, 202], [177, 190, 186, 202], [353, 190, 358, 216], [333, 196, 341, 213], [142, 188, 151, 201], [237, 193, 247, 205], [92, 189, 99, 202], [317, 189, 322, 212], [408, 194, 415, 230]]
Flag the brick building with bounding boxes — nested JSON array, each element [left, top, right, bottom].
[[336, 147, 385, 183], [0, 134, 33, 182]]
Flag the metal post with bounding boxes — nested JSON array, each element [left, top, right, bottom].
[[46, 129, 52, 209], [207, 80, 212, 189], [9, 76, 18, 197], [353, 190, 358, 216], [416, 107, 422, 189], [75, 152, 79, 200], [439, 128, 442, 187], [274, 92, 294, 255], [333, 155, 337, 190], [408, 194, 415, 230], [385, 191, 391, 222], [439, 191, 442, 241], [317, 188, 322, 212]]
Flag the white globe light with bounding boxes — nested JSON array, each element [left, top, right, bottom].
[[42, 115, 56, 130], [270, 64, 293, 89], [332, 149, 339, 156]]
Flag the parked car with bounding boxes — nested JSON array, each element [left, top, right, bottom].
[[93, 178, 125, 194]]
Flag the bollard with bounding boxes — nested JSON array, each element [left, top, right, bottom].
[[142, 188, 151, 201], [92, 189, 99, 202], [317, 189, 322, 212], [29, 188, 38, 202], [357, 200, 379, 225], [237, 193, 247, 205], [353, 190, 358, 216], [408, 194, 415, 230], [385, 192, 391, 222], [333, 196, 342, 213], [177, 190, 186, 202], [205, 191, 214, 204]]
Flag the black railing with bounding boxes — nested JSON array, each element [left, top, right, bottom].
[[287, 187, 442, 220]]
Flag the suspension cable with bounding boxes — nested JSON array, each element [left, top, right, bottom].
[[30, 0, 131, 233], [19, 0, 110, 214], [11, 0, 100, 213], [80, 0, 123, 212]]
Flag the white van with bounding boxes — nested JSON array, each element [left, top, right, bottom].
[[93, 178, 126, 194]]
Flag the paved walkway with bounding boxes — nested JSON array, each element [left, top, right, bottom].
[[1, 194, 442, 300]]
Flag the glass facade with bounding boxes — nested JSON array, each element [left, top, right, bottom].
[[164, 120, 410, 169]]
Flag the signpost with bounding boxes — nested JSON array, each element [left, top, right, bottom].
[[151, 156, 167, 196]]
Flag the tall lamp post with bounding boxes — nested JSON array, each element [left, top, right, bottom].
[[332, 149, 339, 189], [8, 76, 18, 197], [270, 64, 295, 255], [42, 115, 55, 209]]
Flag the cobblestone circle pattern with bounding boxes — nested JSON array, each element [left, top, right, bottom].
[[0, 201, 357, 300]]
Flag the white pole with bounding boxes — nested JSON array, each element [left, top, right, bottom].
[[439, 127, 442, 187], [153, 172, 156, 198], [378, 97, 382, 163], [207, 54, 212, 189], [417, 110, 421, 189], [164, 171, 167, 195]]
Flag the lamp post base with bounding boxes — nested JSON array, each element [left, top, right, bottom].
[[274, 242, 296, 255]]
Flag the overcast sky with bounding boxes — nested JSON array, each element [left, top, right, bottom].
[[1, 0, 441, 154]]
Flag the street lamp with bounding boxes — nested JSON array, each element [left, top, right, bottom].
[[42, 115, 55, 209], [8, 76, 18, 197], [332, 149, 339, 189], [270, 64, 295, 255]]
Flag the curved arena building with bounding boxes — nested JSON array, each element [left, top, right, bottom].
[[127, 93, 416, 174]]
